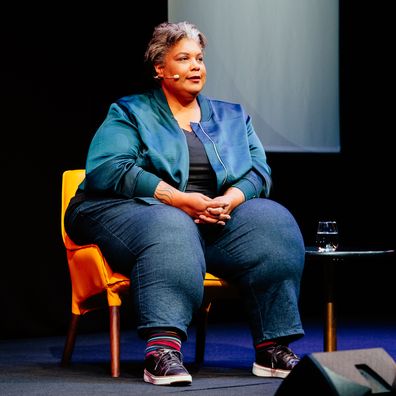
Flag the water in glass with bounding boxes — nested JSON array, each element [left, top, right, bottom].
[[316, 221, 338, 252]]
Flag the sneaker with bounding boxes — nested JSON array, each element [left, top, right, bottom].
[[143, 348, 192, 386], [252, 344, 300, 378]]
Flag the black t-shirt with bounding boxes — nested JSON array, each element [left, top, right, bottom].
[[183, 129, 217, 198]]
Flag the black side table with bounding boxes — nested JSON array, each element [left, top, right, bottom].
[[305, 247, 395, 352]]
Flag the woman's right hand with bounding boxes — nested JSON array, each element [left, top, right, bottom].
[[154, 181, 230, 225], [179, 192, 231, 225]]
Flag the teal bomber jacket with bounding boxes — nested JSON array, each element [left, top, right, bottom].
[[79, 88, 272, 203]]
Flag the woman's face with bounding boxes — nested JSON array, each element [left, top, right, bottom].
[[155, 38, 207, 98]]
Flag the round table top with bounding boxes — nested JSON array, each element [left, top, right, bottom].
[[305, 246, 395, 257]]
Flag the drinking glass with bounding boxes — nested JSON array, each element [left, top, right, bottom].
[[316, 221, 339, 252]]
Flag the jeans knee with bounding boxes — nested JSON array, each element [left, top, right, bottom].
[[233, 199, 305, 281]]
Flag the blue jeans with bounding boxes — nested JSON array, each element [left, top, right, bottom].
[[65, 197, 305, 345]]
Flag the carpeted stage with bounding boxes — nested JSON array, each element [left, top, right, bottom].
[[1, 318, 395, 395]]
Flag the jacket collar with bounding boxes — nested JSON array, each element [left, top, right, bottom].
[[152, 87, 212, 122]]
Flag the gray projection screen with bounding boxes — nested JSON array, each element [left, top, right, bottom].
[[168, 0, 340, 153]]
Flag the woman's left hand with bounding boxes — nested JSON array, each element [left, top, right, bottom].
[[195, 200, 232, 225], [194, 187, 245, 226]]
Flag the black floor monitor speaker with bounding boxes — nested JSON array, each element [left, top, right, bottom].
[[275, 348, 396, 395]]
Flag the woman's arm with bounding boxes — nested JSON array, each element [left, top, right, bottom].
[[84, 103, 162, 198]]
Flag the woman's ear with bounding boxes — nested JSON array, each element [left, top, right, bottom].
[[154, 64, 164, 79]]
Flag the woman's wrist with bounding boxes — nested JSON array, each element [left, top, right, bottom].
[[154, 181, 185, 207], [223, 187, 245, 211]]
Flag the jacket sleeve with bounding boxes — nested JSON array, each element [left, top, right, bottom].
[[232, 114, 272, 199], [83, 103, 161, 198]]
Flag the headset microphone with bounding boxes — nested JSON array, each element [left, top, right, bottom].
[[154, 74, 180, 80]]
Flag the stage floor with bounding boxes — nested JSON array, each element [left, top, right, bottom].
[[1, 318, 395, 395]]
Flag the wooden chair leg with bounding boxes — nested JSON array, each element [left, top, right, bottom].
[[195, 301, 211, 367], [61, 313, 80, 366], [109, 306, 120, 378]]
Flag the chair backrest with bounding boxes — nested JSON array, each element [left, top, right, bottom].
[[61, 169, 85, 246]]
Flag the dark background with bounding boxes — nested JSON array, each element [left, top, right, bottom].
[[1, 1, 394, 340]]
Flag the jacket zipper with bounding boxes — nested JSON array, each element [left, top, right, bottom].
[[198, 122, 228, 186]]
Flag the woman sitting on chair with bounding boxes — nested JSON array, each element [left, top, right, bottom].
[[64, 21, 305, 386]]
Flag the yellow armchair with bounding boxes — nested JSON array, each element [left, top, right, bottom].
[[61, 169, 232, 377], [61, 169, 130, 377]]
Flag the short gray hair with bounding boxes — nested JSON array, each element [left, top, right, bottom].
[[144, 21, 207, 67]]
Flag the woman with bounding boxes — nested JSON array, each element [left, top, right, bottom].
[[65, 21, 305, 386]]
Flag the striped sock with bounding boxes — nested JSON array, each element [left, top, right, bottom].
[[255, 340, 277, 353], [145, 330, 182, 358]]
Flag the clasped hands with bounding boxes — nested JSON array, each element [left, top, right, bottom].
[[195, 201, 231, 226], [154, 181, 244, 226], [183, 192, 233, 226]]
